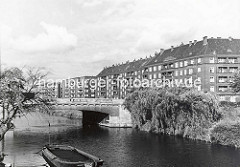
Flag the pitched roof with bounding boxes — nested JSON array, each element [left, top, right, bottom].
[[97, 58, 151, 77], [145, 37, 240, 66]]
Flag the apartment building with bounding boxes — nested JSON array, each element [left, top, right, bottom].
[[96, 58, 151, 99], [62, 76, 96, 98], [38, 82, 62, 99], [145, 36, 240, 102]]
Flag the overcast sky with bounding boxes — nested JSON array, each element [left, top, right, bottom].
[[1, 0, 240, 79]]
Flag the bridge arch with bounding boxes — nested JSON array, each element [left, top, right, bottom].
[[51, 98, 132, 127]]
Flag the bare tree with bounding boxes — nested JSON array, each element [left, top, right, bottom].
[[0, 66, 51, 141]]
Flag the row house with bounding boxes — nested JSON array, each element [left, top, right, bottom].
[[145, 36, 240, 102]]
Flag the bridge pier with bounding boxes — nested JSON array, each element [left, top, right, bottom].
[[99, 105, 132, 128]]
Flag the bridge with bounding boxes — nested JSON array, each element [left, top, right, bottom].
[[51, 98, 132, 128]]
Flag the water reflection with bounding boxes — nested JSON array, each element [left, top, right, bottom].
[[1, 112, 240, 167]]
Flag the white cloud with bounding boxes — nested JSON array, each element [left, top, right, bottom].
[[1, 0, 240, 79], [2, 22, 78, 54], [76, 0, 104, 7]]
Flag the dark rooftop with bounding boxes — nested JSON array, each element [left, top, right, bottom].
[[97, 58, 151, 77], [146, 37, 240, 66]]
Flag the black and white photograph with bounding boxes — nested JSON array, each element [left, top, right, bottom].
[[1, 0, 240, 166]]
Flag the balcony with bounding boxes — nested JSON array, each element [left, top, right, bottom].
[[218, 67, 228, 73], [229, 67, 238, 73], [218, 86, 229, 92], [228, 58, 238, 63], [218, 76, 228, 83], [218, 58, 227, 63]]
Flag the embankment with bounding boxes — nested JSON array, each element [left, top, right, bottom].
[[124, 88, 240, 148]]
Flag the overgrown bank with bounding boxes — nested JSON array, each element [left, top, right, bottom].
[[123, 88, 240, 147]]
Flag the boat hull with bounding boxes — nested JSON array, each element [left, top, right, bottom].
[[42, 145, 104, 167]]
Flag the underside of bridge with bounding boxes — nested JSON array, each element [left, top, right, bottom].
[[82, 110, 108, 125]]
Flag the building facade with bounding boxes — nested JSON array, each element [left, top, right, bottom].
[[145, 36, 240, 102], [96, 58, 151, 99], [62, 76, 96, 98], [57, 36, 240, 102]]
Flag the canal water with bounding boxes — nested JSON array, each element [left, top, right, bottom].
[[2, 112, 240, 167]]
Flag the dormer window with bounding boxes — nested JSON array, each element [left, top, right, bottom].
[[227, 49, 232, 53]]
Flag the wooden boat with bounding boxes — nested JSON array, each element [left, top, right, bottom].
[[42, 145, 104, 167]]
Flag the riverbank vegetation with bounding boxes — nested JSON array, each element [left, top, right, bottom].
[[210, 104, 240, 148], [124, 87, 221, 141], [124, 87, 240, 148]]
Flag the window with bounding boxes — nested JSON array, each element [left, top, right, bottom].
[[170, 63, 174, 68], [209, 57, 214, 63], [229, 67, 238, 73], [219, 96, 225, 101], [153, 66, 157, 72], [228, 58, 237, 63], [218, 67, 227, 73], [158, 65, 161, 71], [153, 73, 157, 79], [198, 58, 201, 63], [184, 69, 187, 75], [149, 67, 152, 72], [189, 69, 193, 74], [175, 71, 178, 76], [135, 71, 138, 75], [218, 57, 227, 63], [230, 96, 236, 102], [218, 86, 228, 92], [209, 67, 214, 73], [175, 62, 178, 68], [229, 76, 234, 83], [210, 76, 214, 83], [210, 86, 215, 92], [197, 86, 201, 91], [198, 67, 201, 72], [184, 61, 188, 66], [158, 73, 161, 78], [180, 70, 183, 75], [218, 76, 227, 83], [149, 74, 152, 79], [190, 59, 195, 65], [180, 62, 183, 67]]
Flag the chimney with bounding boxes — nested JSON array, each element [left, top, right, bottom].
[[160, 48, 164, 55], [171, 46, 174, 51], [194, 40, 197, 45], [189, 41, 192, 46], [229, 36, 233, 41], [203, 36, 208, 45]]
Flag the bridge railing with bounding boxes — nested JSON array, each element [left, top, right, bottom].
[[54, 98, 124, 105]]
